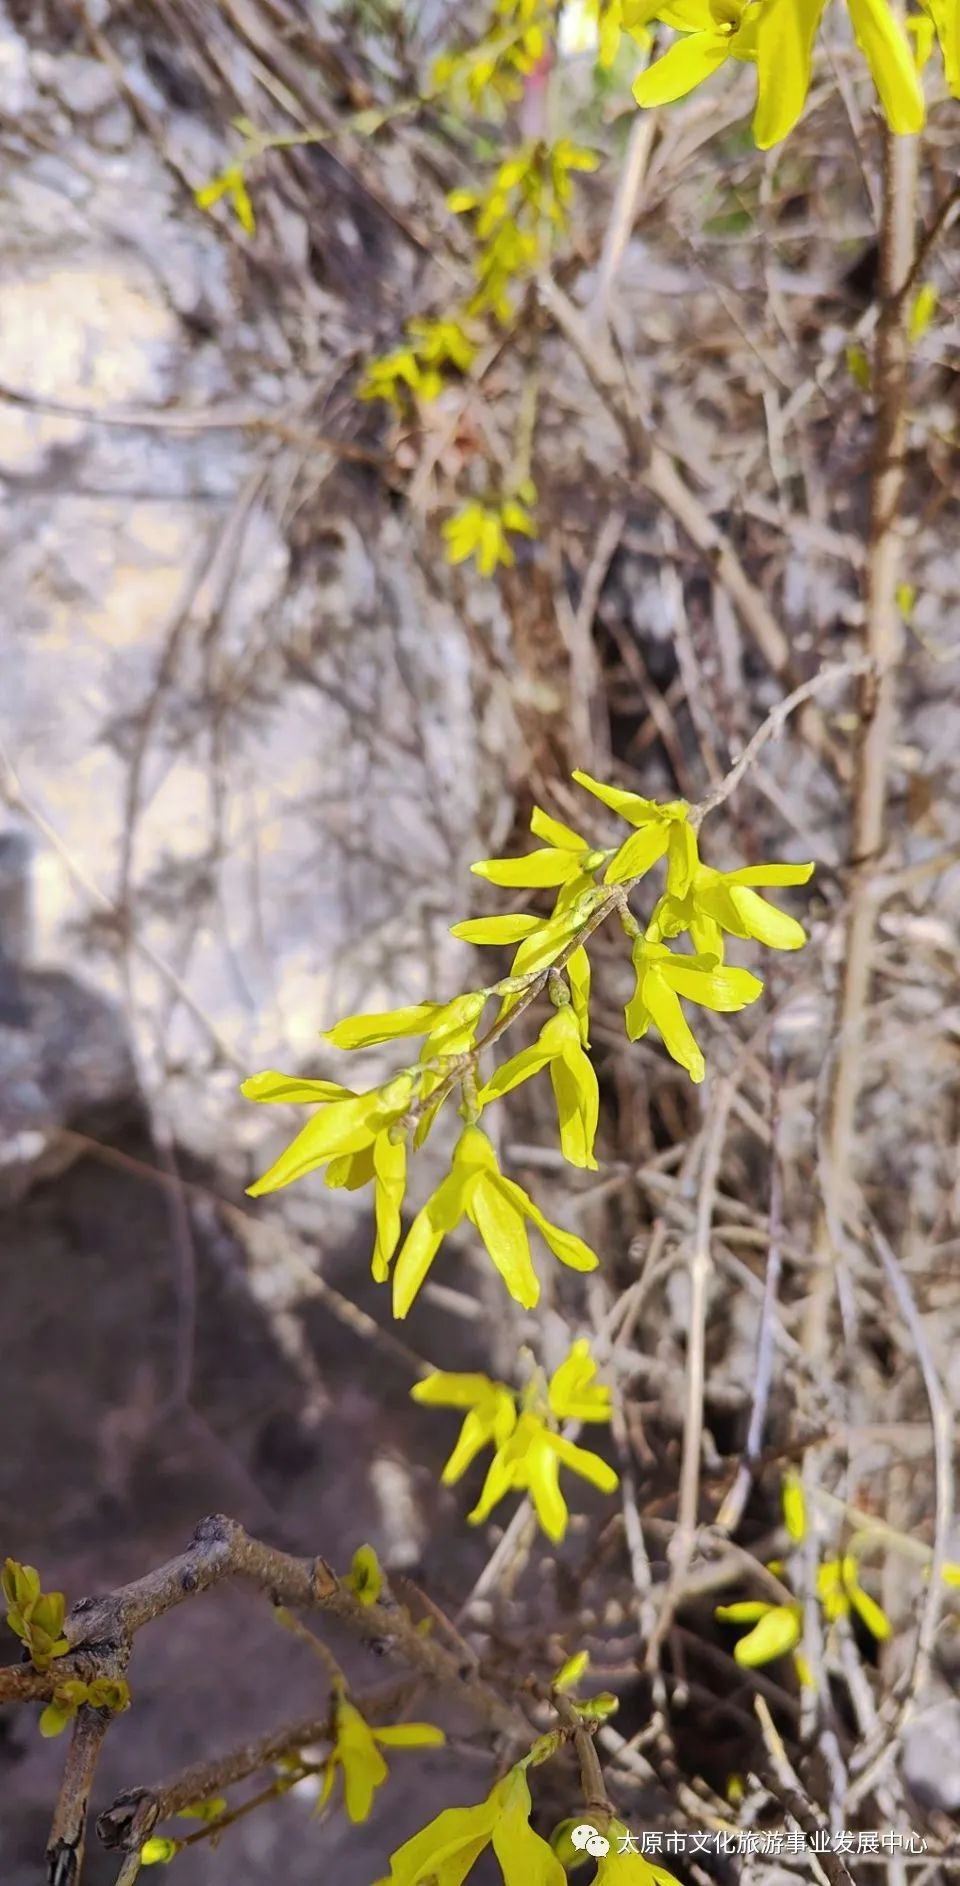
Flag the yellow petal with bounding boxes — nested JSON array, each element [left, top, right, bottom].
[[471, 848, 576, 887], [572, 769, 668, 827], [728, 886, 807, 949], [468, 1174, 540, 1308], [639, 974, 706, 1082], [547, 1431, 620, 1494], [378, 1797, 496, 1886], [753, 0, 826, 146], [847, 0, 926, 130], [566, 944, 592, 1044], [324, 1005, 440, 1050], [530, 806, 587, 850], [411, 1371, 502, 1409], [525, 1431, 569, 1543], [490, 1763, 568, 1884], [372, 1131, 406, 1280], [782, 1470, 807, 1543], [451, 914, 543, 944], [632, 30, 732, 105], [551, 1048, 599, 1170], [374, 1722, 446, 1748], [241, 1071, 356, 1104], [392, 1171, 471, 1318], [480, 1038, 556, 1105], [662, 958, 764, 1011], [725, 861, 814, 888], [508, 1181, 599, 1271], [604, 822, 673, 884], [732, 1605, 802, 1665], [548, 1340, 612, 1423]]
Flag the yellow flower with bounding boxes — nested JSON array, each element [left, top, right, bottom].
[[391, 1124, 597, 1317], [241, 1069, 413, 1200], [318, 1689, 444, 1824], [846, 0, 926, 131], [651, 824, 814, 959], [548, 1338, 613, 1422], [633, 0, 924, 145], [407, 315, 478, 372], [322, 1132, 407, 1281], [573, 769, 689, 885], [625, 939, 763, 1082], [471, 804, 610, 893], [715, 1597, 804, 1665], [324, 992, 489, 1059], [359, 347, 443, 407], [442, 497, 537, 577], [470, 1408, 618, 1543], [376, 1763, 566, 1885], [753, 0, 828, 148], [920, 0, 960, 89], [480, 1005, 599, 1169], [195, 164, 256, 234], [632, 0, 763, 114], [411, 1370, 519, 1481], [413, 1342, 614, 1542], [816, 1556, 891, 1640]]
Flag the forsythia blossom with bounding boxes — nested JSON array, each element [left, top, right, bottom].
[[632, 0, 927, 147], [376, 1762, 566, 1885], [625, 939, 763, 1083], [442, 495, 537, 577], [651, 824, 814, 959], [481, 1002, 599, 1167], [412, 1341, 618, 1542], [391, 1124, 597, 1317], [318, 1688, 444, 1824]]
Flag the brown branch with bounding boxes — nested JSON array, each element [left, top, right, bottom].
[[48, 1687, 124, 1886], [537, 277, 839, 771], [97, 1710, 333, 1853], [5, 1514, 530, 1881], [805, 124, 919, 1353]]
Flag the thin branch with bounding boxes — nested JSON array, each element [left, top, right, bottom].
[[97, 1710, 333, 1853], [715, 1058, 785, 1533], [47, 1697, 120, 1886], [805, 123, 919, 1353], [754, 1697, 857, 1886], [845, 1217, 955, 1808], [538, 277, 838, 769]]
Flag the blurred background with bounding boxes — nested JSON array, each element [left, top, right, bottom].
[[0, 0, 958, 1880]]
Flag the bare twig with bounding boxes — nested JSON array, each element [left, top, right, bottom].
[[47, 1694, 122, 1886], [715, 1059, 785, 1533], [538, 277, 837, 768], [753, 1697, 857, 1886], [96, 1710, 333, 1853], [845, 1218, 955, 1806], [805, 123, 919, 1352]]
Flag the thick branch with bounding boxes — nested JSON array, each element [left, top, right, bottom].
[[47, 1692, 123, 1886]]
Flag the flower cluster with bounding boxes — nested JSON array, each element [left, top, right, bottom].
[[632, 0, 957, 147], [715, 1475, 891, 1672], [243, 768, 813, 1320], [412, 1339, 618, 1541], [442, 490, 537, 576]]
